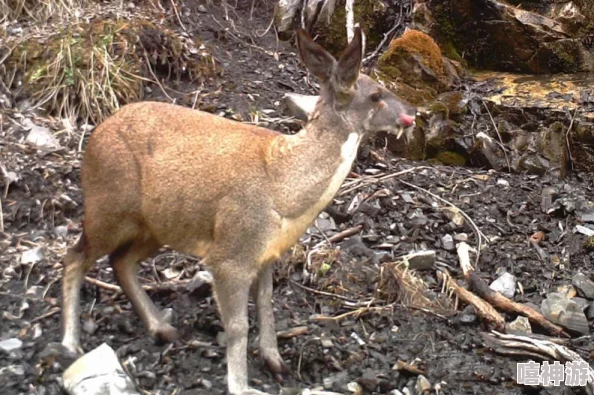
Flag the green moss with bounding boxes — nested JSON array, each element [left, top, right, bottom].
[[439, 40, 464, 64], [435, 151, 467, 166], [435, 91, 467, 115], [547, 41, 582, 73], [313, 0, 388, 57], [427, 101, 450, 119], [584, 236, 594, 251], [430, 3, 466, 65]]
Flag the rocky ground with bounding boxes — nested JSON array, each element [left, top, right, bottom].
[[2, 1, 594, 395]]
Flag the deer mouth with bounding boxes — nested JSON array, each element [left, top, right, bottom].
[[392, 112, 416, 139]]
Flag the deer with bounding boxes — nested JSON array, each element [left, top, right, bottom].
[[58, 25, 416, 394]]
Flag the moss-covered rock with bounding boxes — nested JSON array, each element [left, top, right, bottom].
[[372, 29, 461, 106], [378, 30, 446, 84]]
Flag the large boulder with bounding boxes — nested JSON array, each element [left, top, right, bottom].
[[412, 0, 594, 74]]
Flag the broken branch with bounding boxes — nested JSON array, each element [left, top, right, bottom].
[[439, 270, 506, 331], [467, 271, 570, 338], [85, 276, 193, 293]]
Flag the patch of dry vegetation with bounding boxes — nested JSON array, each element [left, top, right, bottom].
[[0, 0, 90, 22], [377, 261, 453, 314], [1, 13, 218, 123]]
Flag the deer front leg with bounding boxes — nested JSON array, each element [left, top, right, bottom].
[[212, 260, 256, 395], [251, 263, 287, 381]]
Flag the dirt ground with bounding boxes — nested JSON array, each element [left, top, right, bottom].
[[1, 2, 594, 395]]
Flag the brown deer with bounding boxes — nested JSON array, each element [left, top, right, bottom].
[[59, 26, 416, 394]]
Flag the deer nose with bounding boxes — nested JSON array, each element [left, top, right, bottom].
[[398, 113, 415, 127]]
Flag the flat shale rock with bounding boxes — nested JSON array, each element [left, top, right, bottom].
[[506, 316, 532, 334], [62, 343, 140, 395], [541, 292, 590, 335], [572, 272, 594, 299]]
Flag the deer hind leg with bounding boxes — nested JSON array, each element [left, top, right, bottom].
[[250, 263, 288, 381], [110, 237, 178, 343], [61, 233, 99, 354]]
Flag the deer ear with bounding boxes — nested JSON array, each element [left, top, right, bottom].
[[335, 26, 364, 92], [295, 28, 337, 84]]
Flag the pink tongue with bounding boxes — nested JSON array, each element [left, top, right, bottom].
[[399, 114, 415, 127]]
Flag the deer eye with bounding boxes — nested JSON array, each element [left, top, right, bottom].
[[370, 91, 382, 102]]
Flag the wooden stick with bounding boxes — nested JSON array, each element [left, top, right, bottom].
[[393, 359, 425, 375], [467, 272, 570, 338], [85, 276, 193, 293], [455, 241, 569, 337], [277, 326, 309, 339], [439, 271, 506, 331], [327, 224, 363, 243], [31, 307, 61, 323]]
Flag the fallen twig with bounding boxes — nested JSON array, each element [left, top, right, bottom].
[[362, 0, 403, 64], [85, 276, 193, 293], [277, 326, 309, 339], [309, 304, 395, 324], [345, 0, 354, 43], [143, 50, 176, 103], [457, 242, 475, 275], [564, 107, 579, 169], [169, 0, 186, 31], [289, 279, 360, 303], [31, 307, 61, 323], [468, 272, 569, 338], [393, 359, 425, 375], [85, 276, 121, 292], [327, 225, 363, 243], [339, 166, 432, 196], [455, 242, 569, 338], [438, 270, 506, 331]]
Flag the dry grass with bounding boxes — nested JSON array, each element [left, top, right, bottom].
[[0, 0, 91, 22], [377, 261, 453, 314], [2, 16, 218, 123]]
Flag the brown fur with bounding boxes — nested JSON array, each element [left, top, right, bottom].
[[60, 26, 415, 395]]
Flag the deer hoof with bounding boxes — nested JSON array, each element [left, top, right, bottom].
[[261, 347, 289, 383], [152, 324, 179, 345]]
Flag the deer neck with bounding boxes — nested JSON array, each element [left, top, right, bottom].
[[267, 105, 363, 219], [299, 105, 362, 164]]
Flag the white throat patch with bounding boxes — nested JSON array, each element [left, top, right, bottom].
[[341, 132, 361, 161]]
